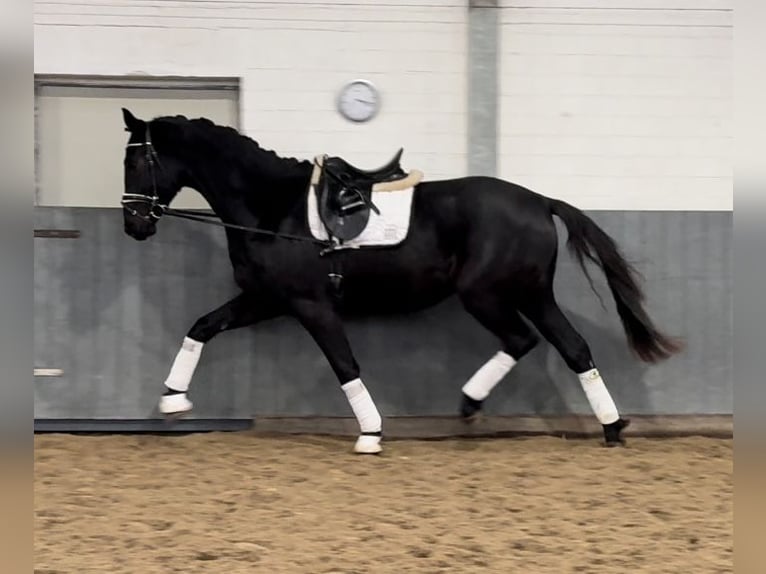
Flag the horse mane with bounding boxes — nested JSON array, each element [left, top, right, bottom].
[[150, 114, 313, 181]]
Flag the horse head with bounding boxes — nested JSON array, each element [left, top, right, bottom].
[[120, 107, 189, 241]]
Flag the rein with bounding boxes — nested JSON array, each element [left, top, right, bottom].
[[163, 206, 332, 247], [120, 129, 335, 251]]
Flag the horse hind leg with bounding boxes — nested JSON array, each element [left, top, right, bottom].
[[458, 291, 539, 421], [521, 293, 630, 447]]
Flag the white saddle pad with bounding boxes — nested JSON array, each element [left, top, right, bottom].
[[306, 183, 416, 249]]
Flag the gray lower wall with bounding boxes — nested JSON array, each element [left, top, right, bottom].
[[34, 207, 732, 424]]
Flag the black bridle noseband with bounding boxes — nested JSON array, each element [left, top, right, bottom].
[[120, 126, 334, 251]]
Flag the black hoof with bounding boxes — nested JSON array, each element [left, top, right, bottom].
[[460, 393, 483, 423], [162, 411, 189, 422], [602, 417, 631, 447]]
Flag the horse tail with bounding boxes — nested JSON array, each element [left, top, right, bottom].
[[547, 198, 683, 363]]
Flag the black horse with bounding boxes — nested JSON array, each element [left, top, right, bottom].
[[120, 108, 681, 453]]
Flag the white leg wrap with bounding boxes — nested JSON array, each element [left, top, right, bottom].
[[462, 351, 517, 401], [163, 337, 204, 393], [341, 378, 382, 434], [578, 368, 620, 425]]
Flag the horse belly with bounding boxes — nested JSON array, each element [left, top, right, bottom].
[[340, 251, 457, 315]]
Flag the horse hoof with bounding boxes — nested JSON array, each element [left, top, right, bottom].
[[354, 434, 382, 455], [602, 417, 630, 447], [163, 411, 190, 422], [159, 393, 193, 417], [463, 411, 483, 424], [460, 393, 483, 423]]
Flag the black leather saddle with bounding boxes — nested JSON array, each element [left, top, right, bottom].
[[316, 148, 408, 242]]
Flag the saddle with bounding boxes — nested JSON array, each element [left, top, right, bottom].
[[314, 148, 411, 242]]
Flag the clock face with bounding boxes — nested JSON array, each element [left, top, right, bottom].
[[337, 80, 379, 122]]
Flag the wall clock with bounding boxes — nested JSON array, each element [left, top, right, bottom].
[[337, 79, 380, 123]]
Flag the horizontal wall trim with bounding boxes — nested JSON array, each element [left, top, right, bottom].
[[250, 415, 733, 440], [34, 229, 80, 239], [34, 368, 64, 377], [33, 415, 732, 438], [34, 419, 253, 433], [35, 74, 240, 91]]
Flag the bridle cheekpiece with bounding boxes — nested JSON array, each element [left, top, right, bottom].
[[120, 125, 167, 222]]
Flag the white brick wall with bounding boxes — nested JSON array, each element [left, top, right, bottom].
[[35, 1, 733, 210], [34, 0, 467, 180], [498, 1, 732, 210]]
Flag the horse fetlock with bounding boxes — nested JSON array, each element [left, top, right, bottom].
[[602, 417, 630, 447], [460, 393, 484, 422]]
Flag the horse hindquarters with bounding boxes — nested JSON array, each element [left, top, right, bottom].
[[451, 179, 556, 418], [453, 178, 629, 446]]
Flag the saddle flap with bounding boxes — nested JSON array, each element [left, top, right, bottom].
[[313, 148, 413, 243], [316, 167, 372, 242]]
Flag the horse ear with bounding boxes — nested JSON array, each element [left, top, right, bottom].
[[122, 107, 143, 132]]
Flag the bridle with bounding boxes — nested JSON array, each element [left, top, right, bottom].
[[120, 125, 334, 251], [120, 125, 167, 222]]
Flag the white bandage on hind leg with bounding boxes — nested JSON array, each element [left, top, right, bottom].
[[462, 351, 517, 401], [163, 337, 204, 392], [577, 368, 620, 425], [341, 378, 382, 434]]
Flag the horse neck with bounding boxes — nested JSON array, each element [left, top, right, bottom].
[[177, 137, 313, 228]]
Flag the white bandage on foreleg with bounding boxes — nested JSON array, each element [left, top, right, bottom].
[[577, 368, 620, 425], [341, 378, 382, 434], [163, 337, 204, 392], [462, 351, 517, 401]]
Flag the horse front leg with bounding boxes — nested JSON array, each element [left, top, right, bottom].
[[158, 291, 279, 416], [291, 298, 383, 454]]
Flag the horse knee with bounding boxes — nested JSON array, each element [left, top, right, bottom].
[[188, 317, 228, 343]]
